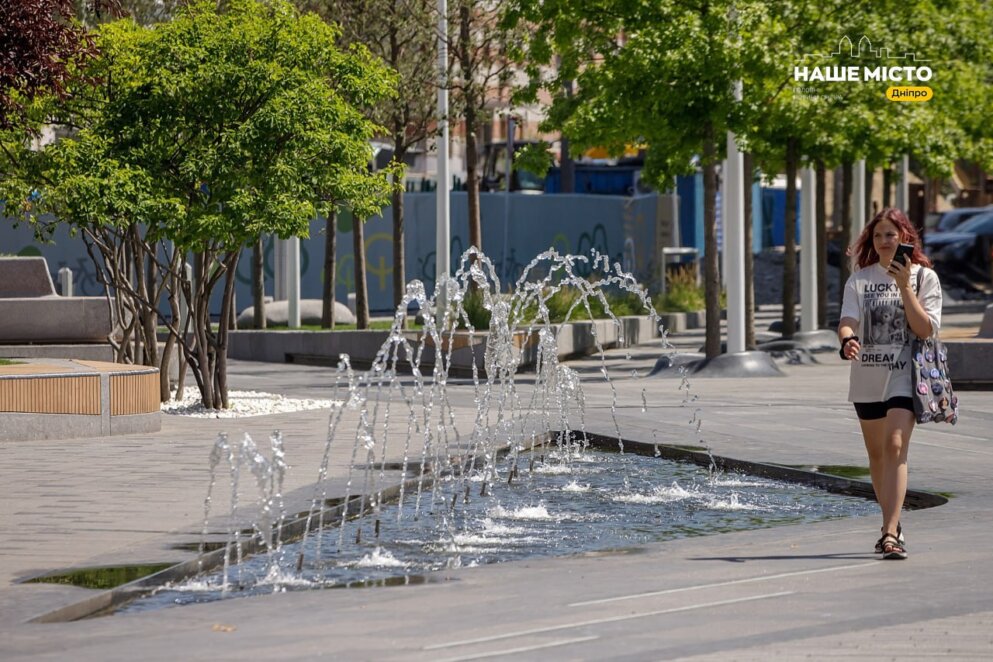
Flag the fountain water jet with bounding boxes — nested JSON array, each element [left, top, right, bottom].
[[24, 252, 935, 622], [196, 247, 671, 586]]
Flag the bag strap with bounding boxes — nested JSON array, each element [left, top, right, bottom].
[[911, 267, 941, 342]]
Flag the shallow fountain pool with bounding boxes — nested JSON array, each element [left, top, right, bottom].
[[114, 248, 879, 617], [123, 448, 875, 614]]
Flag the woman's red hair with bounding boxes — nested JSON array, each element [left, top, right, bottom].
[[851, 208, 931, 269]]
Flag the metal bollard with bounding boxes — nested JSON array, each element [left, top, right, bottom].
[[58, 267, 73, 297]]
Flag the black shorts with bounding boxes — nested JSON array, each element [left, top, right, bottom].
[[853, 397, 915, 420]]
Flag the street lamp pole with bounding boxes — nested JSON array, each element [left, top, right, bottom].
[[435, 0, 451, 316], [724, 79, 746, 354], [800, 164, 817, 333]]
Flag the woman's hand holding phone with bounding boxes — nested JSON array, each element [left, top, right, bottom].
[[892, 243, 914, 266], [888, 243, 914, 289]]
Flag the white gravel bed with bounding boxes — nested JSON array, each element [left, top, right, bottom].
[[162, 388, 340, 418]]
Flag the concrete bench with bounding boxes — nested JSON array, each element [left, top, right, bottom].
[[0, 257, 113, 350]]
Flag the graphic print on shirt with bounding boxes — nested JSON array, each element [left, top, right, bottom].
[[865, 300, 907, 346], [859, 280, 907, 369]]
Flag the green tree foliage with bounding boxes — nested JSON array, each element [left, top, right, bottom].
[[739, 1, 860, 336], [747, 1, 993, 320], [509, 0, 993, 345], [2, 0, 399, 408], [506, 0, 751, 358], [297, 0, 437, 312]]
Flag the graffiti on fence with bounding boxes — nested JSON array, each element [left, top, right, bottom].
[[3, 193, 669, 312]]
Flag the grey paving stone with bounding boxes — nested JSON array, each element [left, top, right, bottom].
[[0, 309, 990, 660]]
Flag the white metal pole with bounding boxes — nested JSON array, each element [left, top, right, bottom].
[[720, 159, 727, 289], [852, 160, 867, 238], [724, 81, 746, 354], [287, 236, 300, 328], [800, 165, 818, 333], [435, 0, 450, 316]]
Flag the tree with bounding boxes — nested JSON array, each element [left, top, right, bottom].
[[738, 1, 964, 335], [451, 0, 520, 261], [752, 1, 993, 315], [0, 0, 95, 130], [3, 0, 399, 408], [298, 0, 437, 312], [507, 0, 992, 352], [507, 0, 755, 358]]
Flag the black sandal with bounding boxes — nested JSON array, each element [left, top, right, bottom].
[[880, 533, 908, 560], [874, 523, 904, 554]]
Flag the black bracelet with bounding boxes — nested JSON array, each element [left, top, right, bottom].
[[839, 334, 859, 359]]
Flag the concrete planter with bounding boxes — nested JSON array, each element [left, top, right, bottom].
[[227, 329, 393, 366], [655, 310, 706, 334], [227, 315, 667, 375], [944, 338, 993, 389]]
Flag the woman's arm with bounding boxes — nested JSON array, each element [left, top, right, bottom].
[[888, 260, 932, 338], [838, 317, 860, 360]]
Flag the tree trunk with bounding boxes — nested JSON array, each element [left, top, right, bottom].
[[136, 238, 159, 368], [465, 114, 481, 252], [782, 137, 798, 338], [866, 164, 876, 218], [252, 238, 265, 329], [169, 261, 186, 400], [322, 210, 337, 328], [391, 179, 405, 311], [923, 176, 940, 239], [743, 151, 755, 349], [191, 252, 214, 409], [215, 252, 239, 410], [839, 160, 853, 309], [927, 176, 941, 213], [144, 251, 158, 367], [815, 160, 827, 329], [561, 81, 575, 193], [702, 131, 721, 359], [160, 337, 174, 402], [883, 166, 893, 208], [353, 216, 369, 329]]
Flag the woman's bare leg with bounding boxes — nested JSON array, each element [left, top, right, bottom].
[[878, 409, 915, 536], [859, 417, 888, 512]]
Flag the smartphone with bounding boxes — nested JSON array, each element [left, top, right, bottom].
[[893, 243, 914, 266]]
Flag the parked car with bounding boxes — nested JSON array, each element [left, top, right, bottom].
[[924, 211, 993, 291], [924, 205, 993, 233]]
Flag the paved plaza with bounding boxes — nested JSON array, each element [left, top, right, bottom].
[[1, 310, 992, 660]]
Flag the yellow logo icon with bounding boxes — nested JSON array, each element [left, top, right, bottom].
[[887, 86, 933, 102]]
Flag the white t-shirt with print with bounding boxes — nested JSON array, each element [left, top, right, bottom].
[[840, 263, 942, 403]]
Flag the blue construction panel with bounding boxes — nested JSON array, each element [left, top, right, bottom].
[[760, 188, 803, 248], [751, 181, 764, 254], [544, 166, 640, 195], [676, 174, 698, 251]]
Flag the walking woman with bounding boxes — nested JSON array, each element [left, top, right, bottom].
[[838, 208, 942, 560]]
